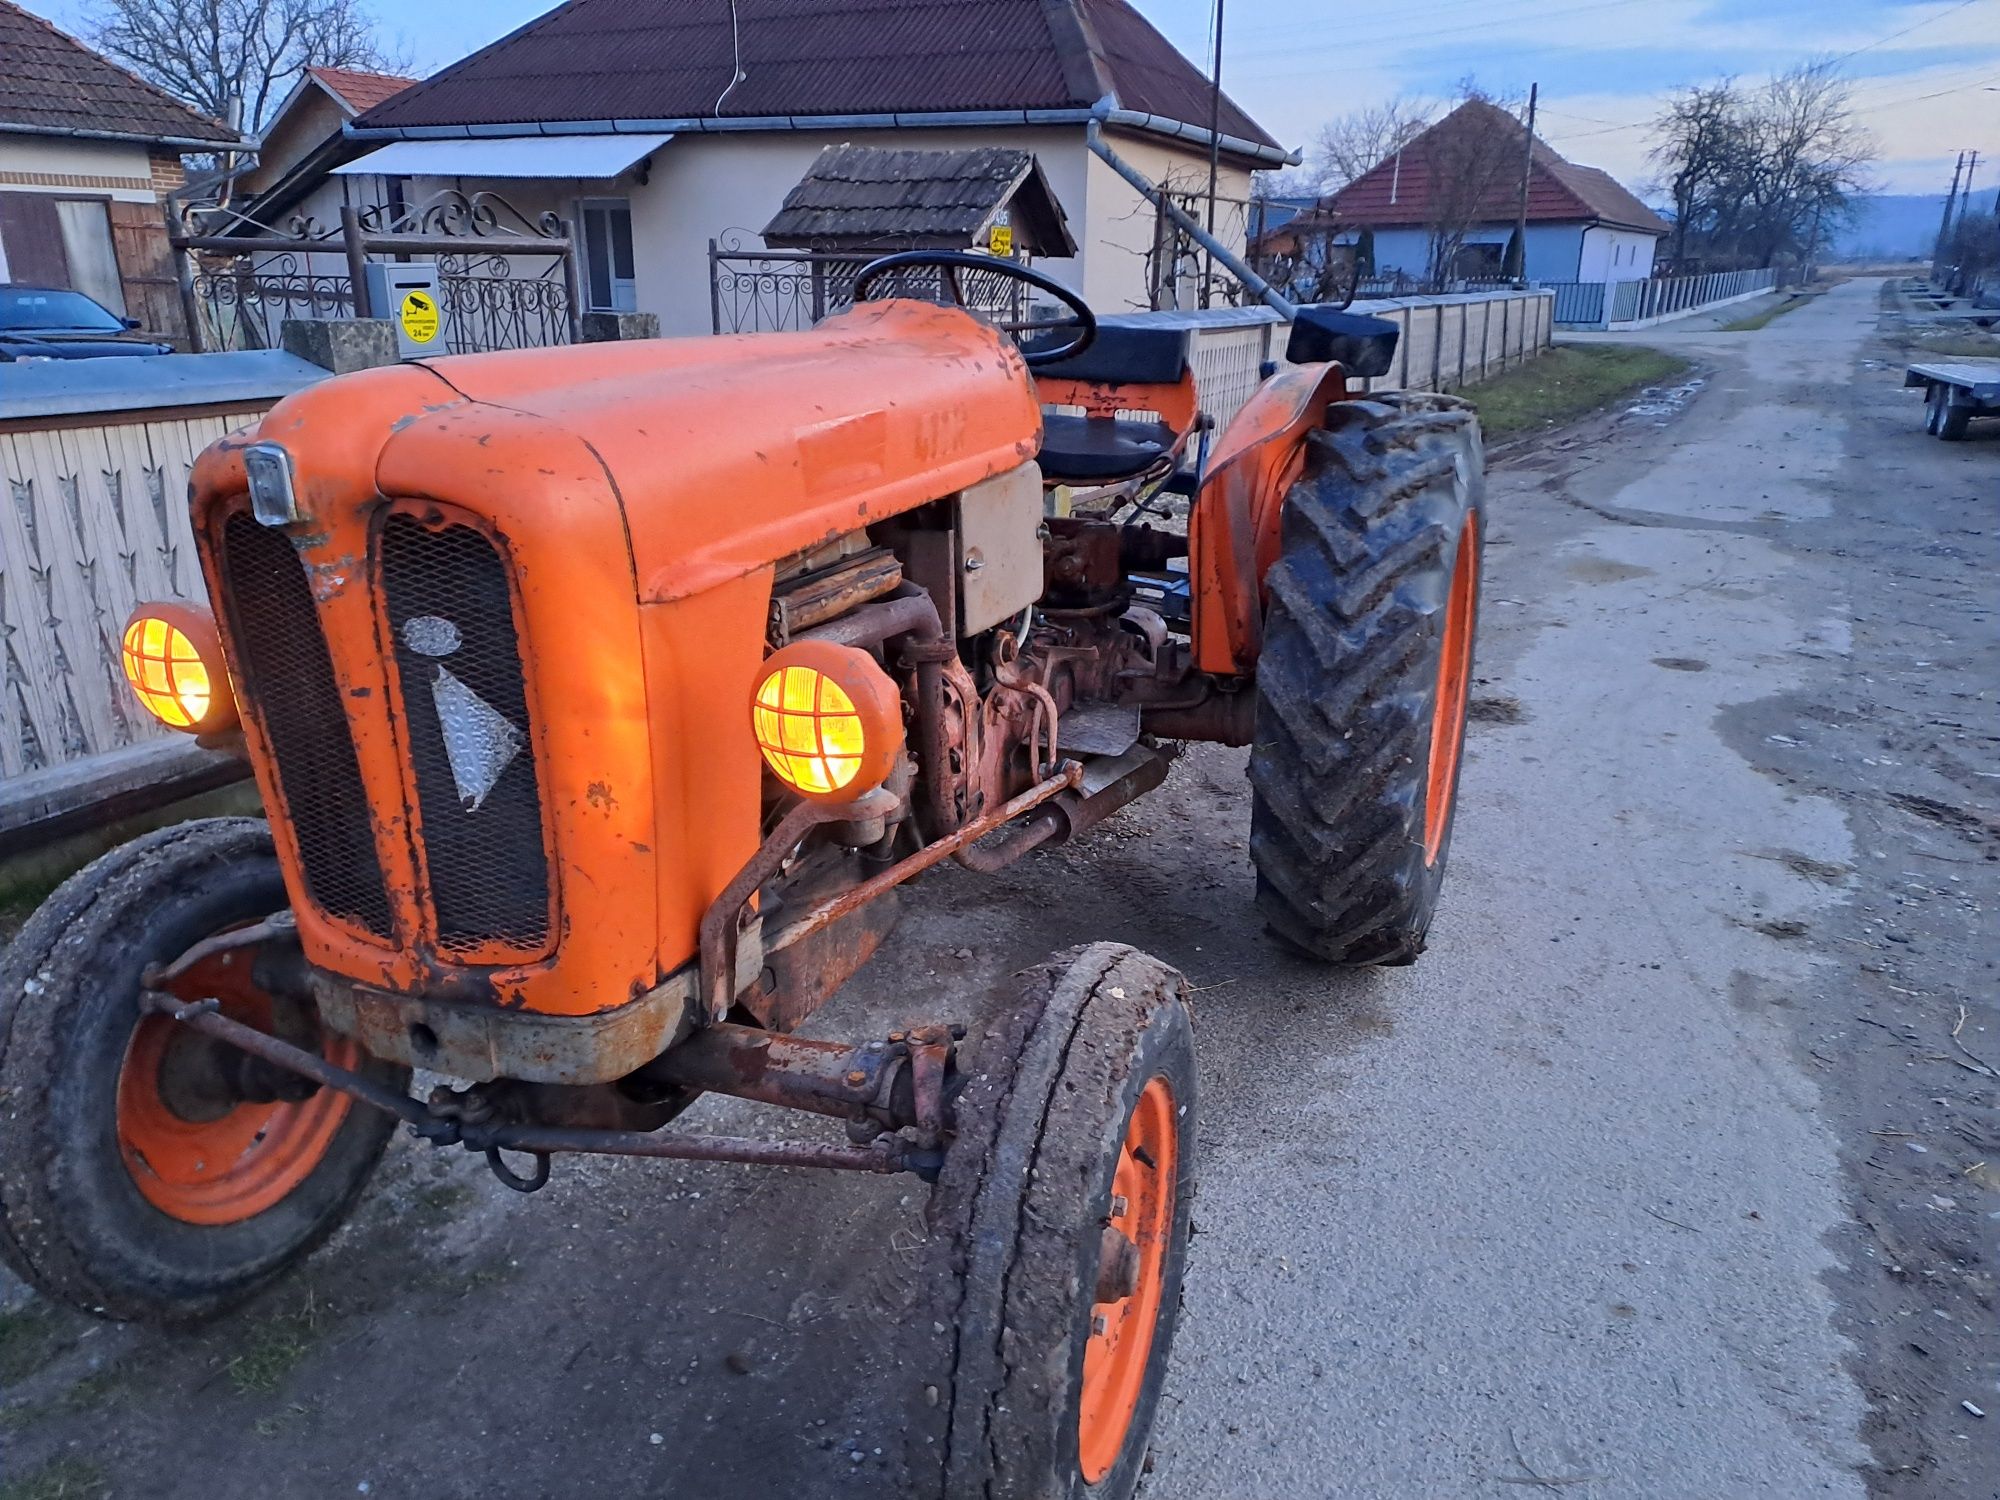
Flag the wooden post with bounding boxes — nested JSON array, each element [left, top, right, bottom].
[[1431, 302, 1443, 392], [1500, 295, 1511, 371], [1457, 301, 1468, 388], [340, 206, 373, 318]]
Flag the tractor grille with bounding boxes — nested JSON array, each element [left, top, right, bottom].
[[217, 513, 393, 936], [380, 514, 551, 953]]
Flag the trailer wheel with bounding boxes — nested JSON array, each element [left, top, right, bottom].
[[1927, 382, 1971, 441], [0, 819, 407, 1323], [1248, 391, 1484, 965], [916, 943, 1196, 1499]]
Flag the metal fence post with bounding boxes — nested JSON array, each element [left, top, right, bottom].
[[708, 239, 723, 334]]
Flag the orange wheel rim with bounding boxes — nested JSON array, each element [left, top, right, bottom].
[[117, 948, 357, 1226], [1423, 513, 1479, 867], [1077, 1075, 1177, 1485]]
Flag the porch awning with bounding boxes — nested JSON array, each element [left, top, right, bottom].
[[333, 133, 672, 180]]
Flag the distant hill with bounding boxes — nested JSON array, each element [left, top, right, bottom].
[[1832, 189, 2000, 261]]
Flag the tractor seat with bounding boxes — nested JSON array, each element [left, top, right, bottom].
[[1038, 414, 1179, 482]]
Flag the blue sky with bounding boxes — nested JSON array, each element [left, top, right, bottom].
[[21, 0, 2000, 193]]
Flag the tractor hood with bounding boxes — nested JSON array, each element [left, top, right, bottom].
[[406, 299, 1041, 603]]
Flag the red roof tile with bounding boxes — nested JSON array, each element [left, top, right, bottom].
[[0, 0, 237, 146], [1324, 100, 1666, 236], [355, 0, 1277, 154], [309, 66, 418, 115]]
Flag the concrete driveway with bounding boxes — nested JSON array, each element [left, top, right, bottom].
[[2, 277, 1992, 1499]]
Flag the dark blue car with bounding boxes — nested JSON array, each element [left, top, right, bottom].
[[0, 285, 174, 361]]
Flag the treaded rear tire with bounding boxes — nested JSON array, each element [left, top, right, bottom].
[[1248, 391, 1484, 965]]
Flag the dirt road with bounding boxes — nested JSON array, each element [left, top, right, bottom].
[[2, 277, 1993, 1498]]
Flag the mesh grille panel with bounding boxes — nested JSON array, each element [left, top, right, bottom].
[[380, 514, 551, 953], [218, 513, 393, 936]]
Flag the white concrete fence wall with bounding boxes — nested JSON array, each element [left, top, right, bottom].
[[1171, 288, 1556, 429]]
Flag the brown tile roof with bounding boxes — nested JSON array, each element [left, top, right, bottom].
[[309, 66, 418, 115], [0, 0, 238, 146], [762, 143, 1075, 251], [355, 0, 1278, 155], [1324, 99, 1667, 236]]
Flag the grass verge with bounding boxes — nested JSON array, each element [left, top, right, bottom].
[[1722, 293, 1811, 332], [1467, 344, 1691, 441]]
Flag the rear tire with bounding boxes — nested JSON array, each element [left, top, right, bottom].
[[1248, 391, 1484, 965], [0, 818, 406, 1322], [915, 944, 1196, 1499]]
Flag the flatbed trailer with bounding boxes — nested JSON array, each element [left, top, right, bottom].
[[1905, 358, 2000, 441]]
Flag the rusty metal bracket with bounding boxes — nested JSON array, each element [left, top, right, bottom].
[[697, 788, 901, 1023], [765, 762, 1083, 959], [139, 910, 296, 989], [903, 1024, 953, 1151]]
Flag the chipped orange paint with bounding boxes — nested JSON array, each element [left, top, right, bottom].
[[1187, 361, 1354, 676], [187, 301, 1041, 1022]]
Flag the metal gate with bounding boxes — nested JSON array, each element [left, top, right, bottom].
[[172, 189, 580, 355]]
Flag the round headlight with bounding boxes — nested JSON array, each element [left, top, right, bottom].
[[121, 603, 237, 735], [751, 641, 904, 802]]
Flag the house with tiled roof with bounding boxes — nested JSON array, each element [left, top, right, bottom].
[[0, 0, 242, 340], [232, 66, 419, 228], [307, 0, 1288, 332], [1275, 100, 1668, 288]]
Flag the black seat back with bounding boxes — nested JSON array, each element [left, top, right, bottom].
[[1025, 324, 1193, 385]]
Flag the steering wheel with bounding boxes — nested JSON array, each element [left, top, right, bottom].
[[851, 250, 1097, 368]]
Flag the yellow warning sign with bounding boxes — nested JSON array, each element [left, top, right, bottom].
[[988, 223, 1014, 258], [400, 290, 440, 345]]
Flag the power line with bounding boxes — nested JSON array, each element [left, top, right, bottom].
[[1232, 0, 1654, 71], [1826, 0, 1984, 66]]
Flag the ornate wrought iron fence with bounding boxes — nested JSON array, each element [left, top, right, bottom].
[[173, 190, 579, 355], [707, 238, 1032, 334]]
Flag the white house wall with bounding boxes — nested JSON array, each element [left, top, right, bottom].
[[0, 134, 160, 204], [1577, 226, 1657, 282]]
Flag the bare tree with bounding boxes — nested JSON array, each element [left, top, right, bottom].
[[1649, 81, 1737, 269], [1417, 90, 1528, 290], [90, 0, 405, 134], [1305, 98, 1434, 195], [1647, 64, 1872, 272]]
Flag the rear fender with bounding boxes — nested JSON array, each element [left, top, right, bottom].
[[1188, 362, 1352, 676]]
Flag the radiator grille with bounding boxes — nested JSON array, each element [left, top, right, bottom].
[[218, 513, 393, 936], [380, 515, 551, 953]]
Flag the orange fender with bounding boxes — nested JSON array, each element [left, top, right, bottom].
[[1188, 362, 1353, 676]]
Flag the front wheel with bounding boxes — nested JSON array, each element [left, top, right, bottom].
[[915, 944, 1196, 1499], [1248, 391, 1484, 965], [0, 818, 407, 1322]]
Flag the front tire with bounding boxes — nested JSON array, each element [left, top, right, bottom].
[[1248, 391, 1484, 965], [0, 818, 407, 1322], [916, 944, 1196, 1499]]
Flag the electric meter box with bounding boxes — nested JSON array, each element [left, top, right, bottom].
[[367, 261, 446, 359]]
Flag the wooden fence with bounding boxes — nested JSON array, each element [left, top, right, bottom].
[[1, 354, 327, 845]]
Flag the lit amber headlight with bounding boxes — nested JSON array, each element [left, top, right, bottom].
[[121, 603, 238, 735], [751, 642, 903, 801]]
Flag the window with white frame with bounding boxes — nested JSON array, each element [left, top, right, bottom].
[[580, 198, 637, 313]]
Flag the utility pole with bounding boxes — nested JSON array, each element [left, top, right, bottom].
[[1202, 0, 1225, 308], [1957, 150, 1980, 238], [1511, 83, 1538, 286], [1933, 150, 1966, 272]]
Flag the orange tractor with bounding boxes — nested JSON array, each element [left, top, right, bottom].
[[0, 252, 1482, 1497]]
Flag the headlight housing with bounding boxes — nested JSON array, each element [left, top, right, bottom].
[[751, 641, 903, 801], [121, 603, 238, 735]]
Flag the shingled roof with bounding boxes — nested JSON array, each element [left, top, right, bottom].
[[307, 66, 418, 117], [0, 0, 238, 148], [763, 144, 1075, 251], [353, 0, 1282, 161], [1324, 100, 1667, 236]]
